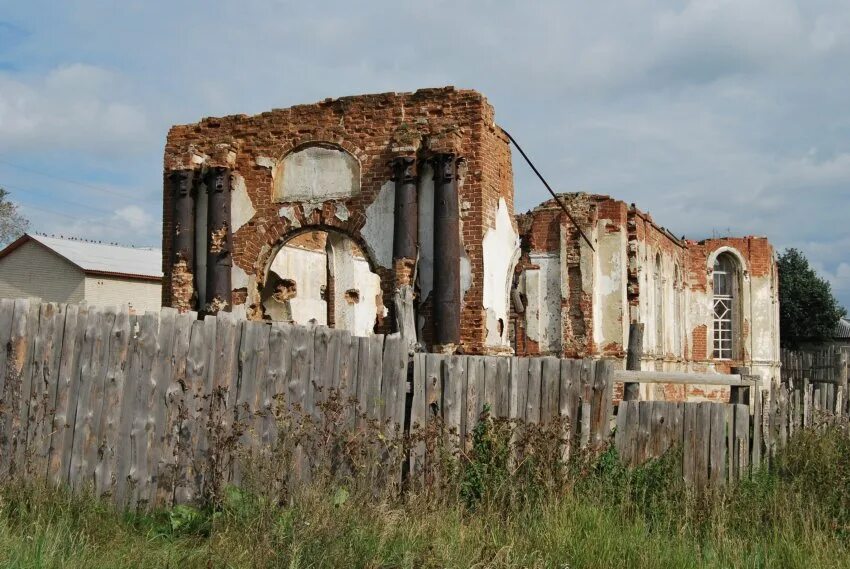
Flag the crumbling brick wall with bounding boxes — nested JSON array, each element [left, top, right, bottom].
[[163, 87, 517, 354]]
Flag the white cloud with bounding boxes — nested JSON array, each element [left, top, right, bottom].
[[0, 63, 150, 154]]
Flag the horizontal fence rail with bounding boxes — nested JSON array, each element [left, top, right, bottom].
[[614, 370, 757, 386]]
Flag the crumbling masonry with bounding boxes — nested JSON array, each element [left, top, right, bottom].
[[162, 87, 780, 394]]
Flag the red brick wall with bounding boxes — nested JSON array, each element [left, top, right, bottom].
[[163, 87, 515, 353]]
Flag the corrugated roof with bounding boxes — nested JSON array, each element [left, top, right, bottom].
[[27, 234, 162, 279], [837, 317, 850, 339]]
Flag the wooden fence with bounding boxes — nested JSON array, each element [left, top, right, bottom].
[[0, 299, 407, 509], [780, 346, 849, 419], [408, 355, 615, 481], [615, 401, 752, 487], [6, 298, 849, 507]]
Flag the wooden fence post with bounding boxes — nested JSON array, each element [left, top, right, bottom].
[[624, 322, 643, 401]]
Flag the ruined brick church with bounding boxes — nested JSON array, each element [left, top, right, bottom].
[[162, 87, 781, 390]]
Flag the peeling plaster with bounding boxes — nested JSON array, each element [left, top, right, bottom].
[[334, 202, 350, 221], [482, 197, 519, 346], [361, 181, 395, 269], [231, 173, 256, 232], [302, 202, 321, 220], [279, 206, 300, 228], [255, 156, 275, 169], [524, 253, 562, 353], [232, 264, 251, 290]]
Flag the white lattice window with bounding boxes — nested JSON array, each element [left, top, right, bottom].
[[712, 254, 738, 360]]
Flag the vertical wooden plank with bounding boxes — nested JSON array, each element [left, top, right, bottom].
[[174, 319, 206, 505], [311, 326, 333, 416], [695, 402, 712, 490], [288, 323, 315, 485], [443, 355, 465, 450], [494, 356, 511, 418], [512, 357, 529, 423], [624, 400, 641, 467], [465, 356, 484, 447], [68, 306, 106, 490], [112, 309, 141, 508], [709, 403, 728, 486], [0, 298, 16, 402], [354, 336, 370, 425], [262, 322, 291, 446], [590, 359, 614, 446], [482, 356, 499, 417], [365, 333, 385, 420], [733, 403, 750, 481], [541, 356, 560, 424], [1, 299, 32, 477], [647, 400, 668, 458], [28, 303, 66, 478], [48, 304, 86, 486], [14, 300, 40, 474], [579, 359, 595, 448], [135, 307, 176, 507], [635, 401, 651, 464], [751, 386, 762, 470], [410, 353, 427, 486], [91, 307, 131, 498], [84, 306, 118, 494], [525, 357, 542, 424], [155, 311, 196, 507], [380, 333, 405, 431], [614, 400, 630, 462], [122, 312, 159, 509], [335, 330, 354, 396], [682, 403, 698, 487], [559, 359, 581, 455]]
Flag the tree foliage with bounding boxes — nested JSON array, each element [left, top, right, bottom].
[[778, 248, 846, 348], [0, 188, 29, 247]]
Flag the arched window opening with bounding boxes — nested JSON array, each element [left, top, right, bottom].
[[654, 254, 663, 353], [712, 253, 740, 360], [262, 229, 384, 336]]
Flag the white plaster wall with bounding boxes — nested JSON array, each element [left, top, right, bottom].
[[274, 145, 360, 202], [231, 172, 256, 232], [328, 233, 384, 336], [482, 198, 519, 347], [0, 241, 85, 303], [269, 245, 327, 326], [523, 253, 562, 353], [361, 181, 395, 269], [594, 225, 628, 352], [84, 276, 161, 313]]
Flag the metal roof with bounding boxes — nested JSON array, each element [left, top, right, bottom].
[[23, 234, 162, 280], [837, 317, 850, 339]]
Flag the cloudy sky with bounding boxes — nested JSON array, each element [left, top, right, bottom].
[[0, 0, 848, 309]]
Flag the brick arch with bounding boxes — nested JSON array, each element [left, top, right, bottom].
[[276, 132, 368, 164]]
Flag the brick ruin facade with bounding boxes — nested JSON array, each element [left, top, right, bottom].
[[162, 87, 781, 393], [513, 193, 781, 398]]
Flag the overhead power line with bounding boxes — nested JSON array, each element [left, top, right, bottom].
[[500, 128, 595, 252]]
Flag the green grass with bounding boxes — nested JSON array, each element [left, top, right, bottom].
[[2, 424, 850, 568]]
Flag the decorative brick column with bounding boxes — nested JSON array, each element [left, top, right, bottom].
[[204, 166, 232, 314], [432, 153, 460, 347], [168, 169, 196, 312]]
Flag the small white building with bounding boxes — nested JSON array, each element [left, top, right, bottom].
[[0, 234, 162, 313]]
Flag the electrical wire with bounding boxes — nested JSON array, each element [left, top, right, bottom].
[[500, 128, 595, 252]]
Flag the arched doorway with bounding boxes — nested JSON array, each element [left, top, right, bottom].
[[261, 229, 384, 336]]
